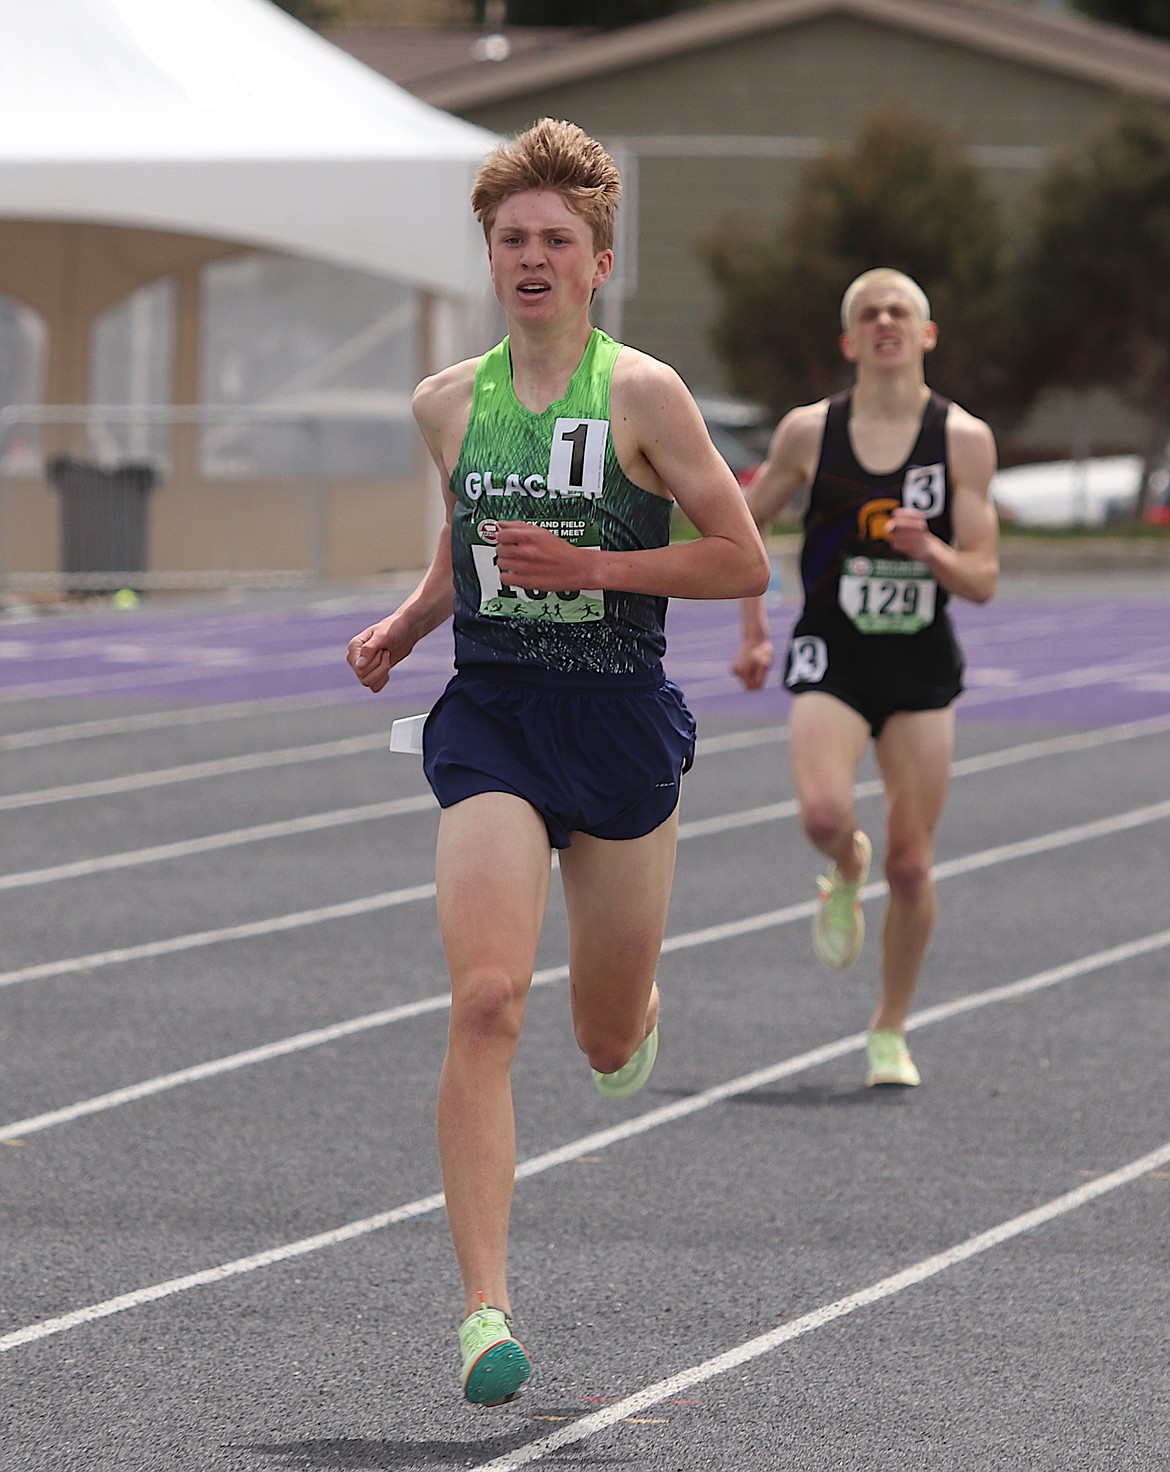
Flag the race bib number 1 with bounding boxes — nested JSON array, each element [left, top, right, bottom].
[[838, 556, 937, 634], [471, 517, 605, 623], [468, 417, 609, 622], [547, 417, 607, 498]]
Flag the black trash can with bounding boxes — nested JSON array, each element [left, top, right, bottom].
[[49, 456, 156, 594]]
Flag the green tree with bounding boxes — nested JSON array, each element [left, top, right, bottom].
[[1013, 103, 1170, 508], [700, 102, 1015, 428], [1068, 0, 1170, 42]]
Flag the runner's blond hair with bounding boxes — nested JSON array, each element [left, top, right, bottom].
[[840, 268, 931, 330]]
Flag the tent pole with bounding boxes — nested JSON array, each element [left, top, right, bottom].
[[172, 262, 202, 490]]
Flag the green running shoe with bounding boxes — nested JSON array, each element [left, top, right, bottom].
[[812, 830, 872, 970], [592, 1022, 659, 1100], [458, 1294, 531, 1406], [866, 1029, 921, 1088]]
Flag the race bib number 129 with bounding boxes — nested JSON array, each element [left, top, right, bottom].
[[838, 556, 937, 634]]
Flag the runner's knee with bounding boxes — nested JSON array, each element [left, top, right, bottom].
[[449, 968, 526, 1049], [801, 796, 853, 851], [884, 845, 933, 902], [573, 1014, 645, 1075], [576, 1031, 637, 1076]]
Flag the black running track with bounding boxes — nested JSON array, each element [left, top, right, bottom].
[[1, 566, 1167, 1471]]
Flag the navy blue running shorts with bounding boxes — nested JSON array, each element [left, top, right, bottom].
[[422, 665, 697, 850]]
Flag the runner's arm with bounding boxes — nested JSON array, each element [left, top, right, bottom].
[[495, 353, 770, 601], [345, 369, 467, 693], [732, 406, 823, 690], [887, 407, 999, 604]]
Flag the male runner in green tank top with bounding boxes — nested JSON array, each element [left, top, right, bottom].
[[733, 269, 999, 1090], [347, 118, 769, 1405]]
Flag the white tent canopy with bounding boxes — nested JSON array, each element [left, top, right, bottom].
[[0, 0, 497, 296]]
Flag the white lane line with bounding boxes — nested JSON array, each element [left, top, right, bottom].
[[929, 796, 1170, 878], [471, 1137, 1170, 1471], [0, 590, 1163, 716], [0, 655, 322, 704], [0, 695, 336, 749], [0, 666, 456, 749], [3, 640, 1169, 815], [4, 787, 1169, 997], [677, 712, 1170, 841], [0, 884, 439, 991], [4, 714, 1169, 891], [5, 783, 1170, 1001], [688, 727, 785, 755], [0, 733, 778, 893], [0, 640, 439, 702], [2, 628, 1157, 716], [0, 722, 775, 817], [947, 713, 1170, 771], [0, 733, 391, 811], [0, 991, 454, 1140], [0, 797, 435, 892], [2, 925, 1166, 1352], [4, 766, 1169, 1146], [960, 649, 1170, 707], [663, 796, 1170, 955]]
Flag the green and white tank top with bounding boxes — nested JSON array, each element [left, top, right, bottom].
[[449, 328, 673, 675]]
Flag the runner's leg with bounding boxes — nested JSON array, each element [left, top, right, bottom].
[[788, 692, 871, 878], [435, 792, 552, 1318], [559, 809, 680, 1076], [872, 707, 955, 1032]]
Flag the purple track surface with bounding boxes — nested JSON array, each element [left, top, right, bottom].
[[2, 586, 1169, 727]]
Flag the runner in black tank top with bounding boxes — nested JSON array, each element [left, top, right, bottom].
[[731, 268, 999, 1092], [787, 387, 964, 737]]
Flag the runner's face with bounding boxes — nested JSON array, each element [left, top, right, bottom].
[[487, 189, 612, 326], [841, 286, 936, 368]]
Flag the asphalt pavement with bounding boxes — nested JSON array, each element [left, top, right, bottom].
[[1, 566, 1167, 1472]]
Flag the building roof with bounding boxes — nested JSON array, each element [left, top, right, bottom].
[[330, 0, 1170, 112], [322, 23, 588, 93]]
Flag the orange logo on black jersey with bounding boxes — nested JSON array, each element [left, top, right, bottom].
[[857, 498, 900, 542]]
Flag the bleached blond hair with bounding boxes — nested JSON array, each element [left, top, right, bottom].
[[840, 268, 931, 330]]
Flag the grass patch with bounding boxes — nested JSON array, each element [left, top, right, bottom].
[[999, 519, 1170, 541], [673, 509, 1170, 546]]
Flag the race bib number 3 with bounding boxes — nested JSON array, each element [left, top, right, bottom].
[[901, 462, 946, 517], [838, 556, 937, 634], [471, 518, 605, 623]]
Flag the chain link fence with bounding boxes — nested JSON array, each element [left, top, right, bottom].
[[0, 401, 418, 597]]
